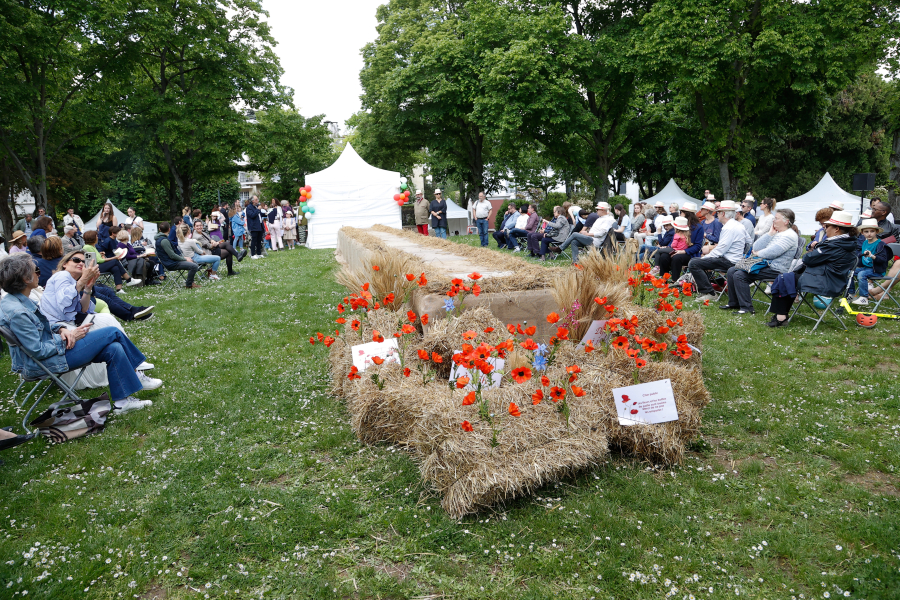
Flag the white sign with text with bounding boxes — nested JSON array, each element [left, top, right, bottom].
[[448, 351, 504, 390], [351, 339, 400, 372], [612, 379, 679, 426], [577, 319, 608, 348]]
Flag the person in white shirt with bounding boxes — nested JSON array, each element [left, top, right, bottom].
[[688, 200, 748, 303], [124, 207, 144, 229], [62, 208, 85, 234], [470, 191, 492, 247], [588, 202, 616, 246], [734, 207, 755, 243], [753, 197, 775, 239], [653, 202, 668, 230]]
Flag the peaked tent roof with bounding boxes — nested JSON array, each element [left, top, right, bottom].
[[643, 179, 700, 206], [779, 173, 862, 235], [306, 143, 398, 186], [445, 198, 469, 219]]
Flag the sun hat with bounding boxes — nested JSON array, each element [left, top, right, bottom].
[[434, 189, 442, 194], [659, 215, 675, 226], [707, 194, 716, 201], [654, 201, 665, 208], [681, 201, 698, 213], [595, 201, 611, 210], [861, 210, 872, 219], [717, 200, 738, 211], [701, 201, 716, 212], [415, 189, 422, 194], [828, 200, 844, 210], [672, 216, 690, 231], [824, 210, 854, 228], [859, 218, 882, 233], [10, 230, 26, 243]]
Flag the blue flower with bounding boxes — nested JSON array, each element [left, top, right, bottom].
[[535, 343, 549, 356], [532, 355, 548, 371], [443, 298, 455, 312]]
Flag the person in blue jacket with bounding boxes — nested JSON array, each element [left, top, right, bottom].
[[245, 196, 264, 258], [655, 208, 704, 280], [850, 219, 891, 306]]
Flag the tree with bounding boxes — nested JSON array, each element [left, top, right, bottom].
[[121, 0, 287, 216], [247, 107, 336, 201], [0, 0, 127, 212], [344, 110, 423, 178], [638, 0, 885, 199]]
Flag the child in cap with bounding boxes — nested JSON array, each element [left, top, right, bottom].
[[851, 219, 890, 305]]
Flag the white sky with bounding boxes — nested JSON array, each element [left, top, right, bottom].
[[262, 0, 385, 131]]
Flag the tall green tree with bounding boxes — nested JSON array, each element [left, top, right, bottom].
[[0, 0, 127, 212], [638, 0, 885, 200], [122, 0, 287, 216]]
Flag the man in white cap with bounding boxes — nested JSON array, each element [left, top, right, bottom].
[[689, 200, 747, 303], [413, 189, 430, 236]]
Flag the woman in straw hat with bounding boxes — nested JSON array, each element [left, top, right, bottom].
[[8, 230, 28, 254], [767, 210, 858, 327]]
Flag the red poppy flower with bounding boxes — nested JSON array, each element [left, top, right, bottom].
[[584, 340, 595, 353], [507, 324, 516, 334], [524, 325, 536, 336], [316, 332, 324, 341], [336, 317, 347, 325], [483, 327, 494, 333], [323, 336, 335, 347], [384, 293, 395, 304], [515, 324, 525, 335], [571, 385, 586, 397], [462, 330, 477, 341], [468, 272, 482, 280], [421, 314, 429, 325], [374, 302, 381, 310], [675, 345, 692, 360], [541, 375, 550, 387], [337, 303, 345, 314], [418, 273, 428, 286], [462, 391, 476, 405], [347, 366, 361, 380], [417, 349, 429, 360], [611, 336, 629, 350], [405, 273, 415, 281], [594, 296, 607, 305], [555, 327, 569, 340], [566, 365, 581, 375], [456, 376, 470, 389], [371, 356, 384, 365], [532, 389, 544, 405], [461, 420, 473, 432], [372, 265, 380, 271], [451, 278, 463, 286], [400, 367, 409, 377], [626, 347, 640, 358], [472, 283, 482, 297], [401, 324, 416, 334], [676, 300, 684, 309], [309, 336, 316, 345], [666, 319, 676, 328], [605, 305, 616, 313], [511, 366, 532, 384], [546, 312, 561, 324], [372, 331, 384, 343], [431, 352, 443, 363], [568, 373, 578, 383], [550, 387, 566, 402], [520, 339, 538, 351], [508, 402, 521, 417], [656, 326, 669, 335], [362, 283, 370, 291], [634, 357, 647, 368], [407, 310, 417, 323]]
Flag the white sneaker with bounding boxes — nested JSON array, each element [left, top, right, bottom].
[[126, 278, 143, 287], [513, 247, 521, 252], [134, 306, 154, 319], [851, 296, 869, 306], [113, 397, 152, 414], [251, 255, 261, 260], [136, 371, 163, 391], [209, 273, 221, 280], [137, 361, 154, 371]]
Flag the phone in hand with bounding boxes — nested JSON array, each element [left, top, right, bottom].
[[84, 252, 96, 268], [83, 314, 95, 326]]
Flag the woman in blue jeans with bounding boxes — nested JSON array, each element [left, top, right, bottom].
[[176, 223, 221, 280], [0, 254, 162, 413]]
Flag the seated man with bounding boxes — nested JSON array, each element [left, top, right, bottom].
[[492, 203, 518, 248], [154, 221, 201, 289], [61, 225, 83, 254], [506, 205, 538, 251], [558, 209, 598, 259], [565, 202, 615, 262], [688, 201, 747, 303]]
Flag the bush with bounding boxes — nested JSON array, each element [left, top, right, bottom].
[[609, 194, 631, 215]]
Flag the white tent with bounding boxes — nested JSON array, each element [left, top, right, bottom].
[[84, 203, 158, 240], [446, 199, 470, 235], [779, 173, 862, 235], [305, 144, 402, 249], [643, 179, 700, 207]]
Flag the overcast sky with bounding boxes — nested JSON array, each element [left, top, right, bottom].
[[262, 0, 385, 131]]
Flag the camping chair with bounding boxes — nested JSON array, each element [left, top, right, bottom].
[[0, 326, 86, 433], [870, 243, 900, 315], [546, 243, 572, 262], [750, 278, 777, 313], [786, 270, 855, 332]]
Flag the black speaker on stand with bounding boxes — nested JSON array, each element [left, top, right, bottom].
[[852, 173, 876, 214]]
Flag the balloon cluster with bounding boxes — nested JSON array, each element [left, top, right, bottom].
[[298, 185, 315, 215], [394, 176, 410, 207]]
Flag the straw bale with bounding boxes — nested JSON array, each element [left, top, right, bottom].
[[551, 269, 632, 341], [345, 362, 425, 445], [419, 307, 507, 379]]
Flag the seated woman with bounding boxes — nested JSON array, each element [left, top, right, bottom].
[[767, 210, 859, 327], [638, 216, 674, 261], [633, 205, 658, 247], [116, 229, 146, 283], [130, 226, 160, 282], [35, 236, 64, 287], [0, 254, 161, 413], [721, 209, 799, 315], [30, 216, 53, 238], [8, 231, 28, 254], [191, 219, 243, 276], [177, 223, 221, 279], [0, 426, 36, 463], [655, 209, 703, 280], [612, 204, 632, 241], [82, 230, 128, 292], [534, 206, 572, 261]]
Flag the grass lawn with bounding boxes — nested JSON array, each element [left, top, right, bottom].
[[1, 242, 899, 600]]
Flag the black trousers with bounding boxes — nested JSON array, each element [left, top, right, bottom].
[[250, 230, 263, 256], [770, 294, 796, 317], [212, 241, 239, 272], [656, 251, 692, 280]]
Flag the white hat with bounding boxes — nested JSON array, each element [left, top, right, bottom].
[[434, 188, 442, 194], [828, 200, 844, 210], [64, 225, 75, 233], [824, 210, 854, 228], [416, 189, 422, 194], [701, 201, 716, 212], [654, 201, 665, 208], [717, 200, 738, 211], [211, 211, 224, 220], [681, 201, 698, 213], [672, 216, 690, 231], [861, 210, 872, 219], [707, 194, 716, 201], [595, 201, 610, 210], [859, 218, 882, 233], [659, 215, 674, 226]]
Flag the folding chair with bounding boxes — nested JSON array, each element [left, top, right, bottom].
[[870, 243, 900, 314], [750, 278, 777, 313], [0, 326, 86, 433], [787, 270, 855, 332], [546, 243, 572, 262]]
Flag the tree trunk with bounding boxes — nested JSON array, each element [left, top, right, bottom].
[[0, 155, 16, 237], [888, 129, 900, 219], [718, 160, 732, 200]]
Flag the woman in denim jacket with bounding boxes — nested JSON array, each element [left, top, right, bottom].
[[0, 254, 161, 413]]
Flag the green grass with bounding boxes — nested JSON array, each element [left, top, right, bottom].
[[1, 244, 899, 600]]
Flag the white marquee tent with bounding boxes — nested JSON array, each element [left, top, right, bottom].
[[305, 144, 402, 249], [643, 179, 700, 207], [445, 199, 470, 235], [84, 203, 158, 240], [779, 173, 862, 235]]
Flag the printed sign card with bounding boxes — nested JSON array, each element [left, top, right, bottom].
[[612, 379, 679, 426], [578, 320, 608, 348], [449, 351, 504, 390], [351, 339, 400, 372]]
